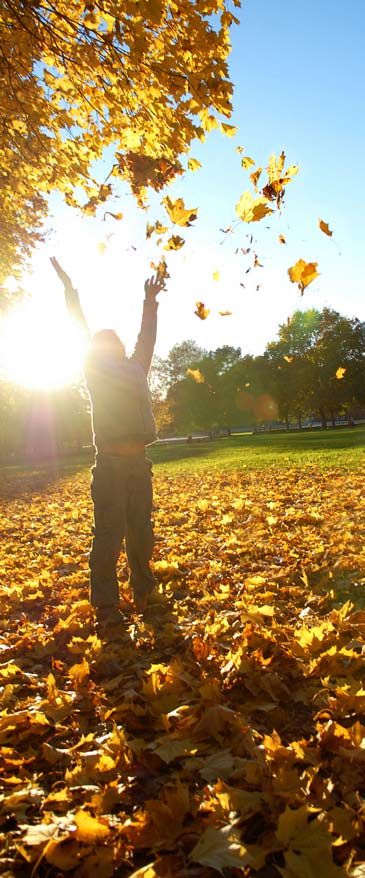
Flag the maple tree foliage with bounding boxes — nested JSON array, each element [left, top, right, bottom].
[[1, 460, 365, 876], [0, 0, 239, 282]]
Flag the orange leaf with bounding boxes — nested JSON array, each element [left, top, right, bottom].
[[287, 259, 319, 294], [319, 218, 333, 237], [194, 301, 210, 320], [336, 367, 346, 379]]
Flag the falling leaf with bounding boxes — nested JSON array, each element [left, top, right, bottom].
[[279, 234, 286, 244], [162, 196, 198, 227], [164, 235, 185, 251], [187, 158, 202, 172], [241, 156, 255, 169], [250, 167, 262, 190], [150, 257, 170, 282], [254, 254, 263, 268], [284, 355, 294, 363], [186, 368, 205, 383], [319, 218, 333, 237], [194, 301, 210, 320], [336, 367, 346, 379], [288, 259, 319, 294], [218, 310, 232, 316], [213, 271, 220, 281], [96, 242, 107, 254], [103, 211, 123, 221], [146, 220, 168, 238], [235, 191, 273, 223], [221, 123, 238, 137]]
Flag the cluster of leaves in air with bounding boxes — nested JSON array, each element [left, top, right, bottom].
[[0, 0, 239, 282], [142, 150, 332, 321], [1, 464, 365, 876]]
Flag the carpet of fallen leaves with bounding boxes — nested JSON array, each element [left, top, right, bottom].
[[1, 463, 365, 878]]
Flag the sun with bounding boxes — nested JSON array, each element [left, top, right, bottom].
[[0, 302, 87, 390]]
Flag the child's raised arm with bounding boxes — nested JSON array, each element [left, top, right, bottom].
[[50, 256, 91, 341]]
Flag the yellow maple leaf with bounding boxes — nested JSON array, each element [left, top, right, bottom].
[[221, 122, 238, 137], [74, 810, 111, 843], [213, 270, 220, 281], [164, 235, 185, 251], [189, 825, 254, 872], [219, 310, 232, 316], [284, 355, 294, 363], [150, 257, 170, 281], [146, 220, 168, 238], [194, 301, 210, 320], [188, 158, 202, 172], [235, 191, 273, 223], [319, 218, 333, 237], [336, 366, 346, 379], [241, 156, 255, 169], [288, 259, 319, 294], [162, 196, 198, 227]]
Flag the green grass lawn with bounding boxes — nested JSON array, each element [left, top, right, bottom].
[[149, 425, 365, 472], [1, 426, 364, 487]]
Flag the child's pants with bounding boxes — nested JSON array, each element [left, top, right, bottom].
[[89, 453, 155, 607]]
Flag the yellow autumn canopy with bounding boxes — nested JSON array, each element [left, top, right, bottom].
[[0, 0, 239, 282]]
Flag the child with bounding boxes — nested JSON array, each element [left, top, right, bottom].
[[51, 257, 165, 627]]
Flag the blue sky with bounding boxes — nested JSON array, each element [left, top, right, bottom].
[[11, 0, 365, 368]]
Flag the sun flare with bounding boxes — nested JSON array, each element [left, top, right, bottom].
[[0, 303, 86, 390]]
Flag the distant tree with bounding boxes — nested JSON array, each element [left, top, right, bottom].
[[0, 379, 91, 460], [265, 309, 365, 428], [151, 341, 207, 391]]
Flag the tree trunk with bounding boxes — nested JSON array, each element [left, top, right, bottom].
[[319, 407, 327, 429]]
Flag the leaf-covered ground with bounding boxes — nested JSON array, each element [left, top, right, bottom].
[[1, 463, 365, 878]]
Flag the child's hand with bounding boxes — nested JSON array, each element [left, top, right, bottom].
[[50, 256, 73, 288], [144, 274, 166, 300]]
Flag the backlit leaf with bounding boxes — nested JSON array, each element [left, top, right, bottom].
[[288, 259, 319, 294], [235, 191, 273, 223], [162, 196, 198, 227], [194, 301, 210, 320], [164, 235, 185, 251]]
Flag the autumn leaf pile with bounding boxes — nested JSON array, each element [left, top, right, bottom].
[[1, 464, 365, 877]]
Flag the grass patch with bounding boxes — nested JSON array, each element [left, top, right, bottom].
[[149, 425, 365, 472]]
